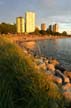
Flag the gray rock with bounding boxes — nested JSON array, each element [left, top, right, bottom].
[[55, 64, 66, 73], [55, 70, 70, 83]]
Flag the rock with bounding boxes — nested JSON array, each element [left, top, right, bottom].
[[44, 59, 49, 65], [55, 70, 70, 83], [62, 83, 71, 92], [63, 92, 71, 101], [49, 59, 59, 66], [46, 63, 55, 73], [62, 83, 71, 100], [64, 71, 71, 80], [23, 49, 28, 54], [34, 58, 43, 65], [55, 70, 63, 78], [63, 77, 70, 84], [40, 56, 46, 61], [39, 63, 47, 70], [53, 76, 62, 84], [55, 64, 66, 73]]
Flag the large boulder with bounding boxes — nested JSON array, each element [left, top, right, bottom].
[[55, 64, 66, 73], [55, 70, 70, 83]]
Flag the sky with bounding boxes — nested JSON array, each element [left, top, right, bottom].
[[0, 0, 71, 33]]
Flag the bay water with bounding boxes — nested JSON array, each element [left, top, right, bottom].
[[33, 38, 71, 71]]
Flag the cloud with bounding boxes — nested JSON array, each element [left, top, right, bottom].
[[47, 15, 71, 23], [37, 0, 71, 17]]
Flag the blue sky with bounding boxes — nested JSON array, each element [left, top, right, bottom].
[[0, 0, 71, 33]]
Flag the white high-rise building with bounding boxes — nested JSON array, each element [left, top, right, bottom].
[[25, 12, 35, 33], [16, 17, 25, 33]]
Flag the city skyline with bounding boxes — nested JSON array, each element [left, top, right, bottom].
[[0, 0, 71, 34], [16, 12, 35, 33]]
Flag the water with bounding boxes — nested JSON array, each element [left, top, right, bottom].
[[34, 38, 71, 71]]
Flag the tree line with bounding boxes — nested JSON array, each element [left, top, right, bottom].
[[0, 23, 16, 34], [30, 25, 68, 36], [0, 23, 69, 36]]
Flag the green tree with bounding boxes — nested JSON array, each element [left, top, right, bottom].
[[62, 31, 67, 36], [40, 30, 47, 35], [0, 22, 16, 34]]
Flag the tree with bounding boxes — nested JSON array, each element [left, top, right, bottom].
[[40, 30, 47, 35], [0, 22, 16, 34], [62, 31, 67, 36]]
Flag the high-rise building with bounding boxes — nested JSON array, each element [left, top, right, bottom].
[[16, 17, 25, 33], [41, 23, 46, 31], [25, 12, 35, 33], [48, 25, 52, 31], [53, 24, 59, 32]]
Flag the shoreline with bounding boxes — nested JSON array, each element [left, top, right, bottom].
[[25, 44, 71, 100], [1, 34, 71, 43], [3, 34, 71, 100], [16, 39, 71, 100]]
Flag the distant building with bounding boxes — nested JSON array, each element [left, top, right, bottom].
[[16, 17, 25, 33], [53, 24, 59, 32], [48, 25, 52, 31], [41, 23, 46, 31], [25, 12, 35, 33]]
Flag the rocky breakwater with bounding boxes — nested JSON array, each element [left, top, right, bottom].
[[16, 40, 71, 102], [28, 53, 71, 101], [38, 57, 71, 101]]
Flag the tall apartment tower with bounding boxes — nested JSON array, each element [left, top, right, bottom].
[[16, 17, 25, 33], [48, 25, 52, 31], [53, 24, 59, 32], [41, 23, 46, 31], [25, 12, 35, 33]]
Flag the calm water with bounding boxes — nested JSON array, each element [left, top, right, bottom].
[[33, 38, 71, 71]]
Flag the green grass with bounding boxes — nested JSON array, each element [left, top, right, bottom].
[[0, 37, 64, 108]]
